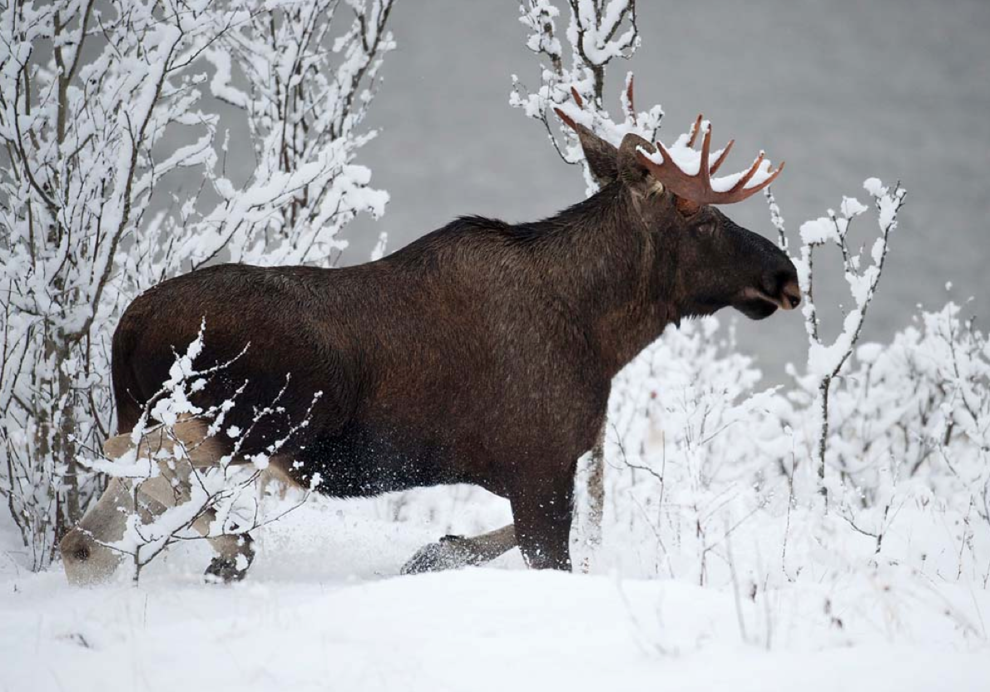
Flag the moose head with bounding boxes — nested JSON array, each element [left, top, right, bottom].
[[556, 102, 801, 324]]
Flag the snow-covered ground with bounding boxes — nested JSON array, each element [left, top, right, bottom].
[[3, 491, 988, 692]]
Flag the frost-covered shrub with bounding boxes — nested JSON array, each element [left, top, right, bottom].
[[77, 323, 321, 584], [510, 0, 662, 195], [591, 298, 989, 584], [784, 180, 908, 507], [0, 0, 395, 569], [597, 317, 782, 582], [812, 302, 990, 512]]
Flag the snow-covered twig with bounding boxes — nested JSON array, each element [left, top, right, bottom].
[[510, 0, 662, 194], [783, 179, 907, 509], [85, 324, 318, 584], [0, 0, 395, 569]]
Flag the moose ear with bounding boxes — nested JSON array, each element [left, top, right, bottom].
[[616, 133, 663, 193], [554, 108, 619, 187]]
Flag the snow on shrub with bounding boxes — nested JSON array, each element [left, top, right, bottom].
[[0, 0, 396, 570], [79, 322, 320, 584]]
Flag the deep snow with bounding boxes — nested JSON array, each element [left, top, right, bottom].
[[3, 493, 988, 692]]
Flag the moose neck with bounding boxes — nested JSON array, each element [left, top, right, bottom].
[[530, 183, 678, 380]]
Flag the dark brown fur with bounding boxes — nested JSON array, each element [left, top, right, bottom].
[[110, 135, 799, 570]]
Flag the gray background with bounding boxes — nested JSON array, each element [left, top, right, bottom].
[[340, 0, 990, 382]]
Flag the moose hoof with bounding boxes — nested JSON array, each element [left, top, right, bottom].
[[401, 534, 478, 575], [204, 553, 253, 583]]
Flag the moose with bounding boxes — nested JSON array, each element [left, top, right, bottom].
[[60, 103, 800, 584]]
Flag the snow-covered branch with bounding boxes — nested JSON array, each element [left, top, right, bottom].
[[0, 0, 396, 570], [780, 179, 907, 508], [81, 324, 319, 584], [510, 0, 661, 194]]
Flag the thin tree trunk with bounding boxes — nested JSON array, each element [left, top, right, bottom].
[[580, 421, 606, 572], [818, 376, 831, 513]]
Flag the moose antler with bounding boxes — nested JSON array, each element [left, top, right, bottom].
[[552, 82, 782, 212], [637, 114, 784, 209]]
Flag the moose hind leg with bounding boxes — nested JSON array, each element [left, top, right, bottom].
[[136, 475, 255, 583], [401, 524, 517, 575], [203, 532, 255, 583], [104, 422, 256, 582]]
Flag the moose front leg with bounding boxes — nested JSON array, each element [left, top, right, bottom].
[[401, 524, 517, 575], [402, 458, 578, 574], [510, 477, 575, 571]]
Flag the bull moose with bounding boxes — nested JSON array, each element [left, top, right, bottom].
[[60, 105, 800, 584]]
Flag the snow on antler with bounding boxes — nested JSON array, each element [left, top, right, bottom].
[[636, 115, 784, 208]]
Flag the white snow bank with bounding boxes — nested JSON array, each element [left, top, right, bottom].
[[2, 498, 988, 692]]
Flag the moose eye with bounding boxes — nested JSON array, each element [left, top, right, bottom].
[[694, 221, 716, 235]]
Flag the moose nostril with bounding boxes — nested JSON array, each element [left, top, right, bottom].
[[73, 545, 90, 562], [780, 278, 802, 309]]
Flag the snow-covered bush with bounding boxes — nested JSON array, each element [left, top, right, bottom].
[[0, 0, 395, 570], [783, 180, 908, 508], [808, 302, 989, 513], [75, 322, 320, 584], [510, 0, 662, 195], [600, 317, 779, 583]]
